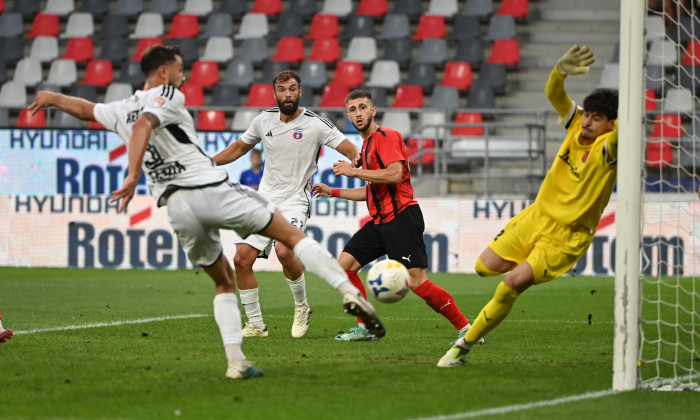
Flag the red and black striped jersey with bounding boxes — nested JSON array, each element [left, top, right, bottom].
[[361, 126, 418, 224]]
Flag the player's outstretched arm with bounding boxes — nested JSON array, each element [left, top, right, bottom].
[[335, 139, 362, 167], [212, 138, 256, 166], [311, 183, 366, 201], [545, 45, 595, 118], [28, 91, 97, 121]]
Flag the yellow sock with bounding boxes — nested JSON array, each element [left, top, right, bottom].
[[474, 256, 502, 277], [463, 281, 520, 344]]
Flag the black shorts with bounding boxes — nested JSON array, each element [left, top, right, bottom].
[[343, 204, 428, 269]]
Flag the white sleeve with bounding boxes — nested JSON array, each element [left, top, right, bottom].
[[239, 113, 262, 145], [141, 87, 185, 127], [319, 118, 346, 149], [93, 102, 122, 132]]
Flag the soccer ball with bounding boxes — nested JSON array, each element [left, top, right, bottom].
[[366, 259, 410, 303]]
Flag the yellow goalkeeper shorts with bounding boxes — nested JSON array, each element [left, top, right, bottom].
[[487, 204, 594, 284]]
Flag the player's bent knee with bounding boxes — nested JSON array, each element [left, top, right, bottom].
[[475, 256, 503, 277]]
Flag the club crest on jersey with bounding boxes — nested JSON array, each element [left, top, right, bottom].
[[149, 97, 166, 108], [293, 128, 303, 141]]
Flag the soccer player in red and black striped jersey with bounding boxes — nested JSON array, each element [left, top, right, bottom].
[[312, 89, 478, 343]]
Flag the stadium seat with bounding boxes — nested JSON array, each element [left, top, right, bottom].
[[63, 37, 94, 62], [17, 109, 47, 128], [366, 60, 401, 89], [650, 114, 683, 138], [675, 15, 699, 45], [418, 110, 447, 140], [299, 61, 328, 90], [466, 83, 495, 109], [189, 61, 219, 88], [61, 13, 95, 38], [663, 87, 694, 113], [240, 38, 270, 65], [245, 83, 276, 108], [261, 60, 291, 79], [179, 82, 204, 106], [118, 60, 146, 88], [232, 109, 258, 131], [356, 0, 388, 17], [416, 38, 448, 65], [478, 63, 507, 92], [307, 14, 340, 39], [13, 57, 43, 87], [452, 112, 484, 136], [274, 12, 304, 39], [646, 140, 673, 168], [645, 15, 666, 42], [88, 120, 106, 129], [645, 88, 658, 111], [30, 37, 60, 63], [113, 0, 143, 17], [81, 60, 114, 87], [47, 59, 78, 87], [441, 61, 473, 90], [80, 0, 108, 16], [98, 37, 129, 64], [405, 62, 437, 92], [487, 39, 520, 66], [320, 0, 353, 17], [450, 15, 481, 40], [319, 83, 351, 108], [426, 0, 458, 17], [430, 86, 460, 110], [308, 38, 342, 64], [129, 13, 164, 39], [678, 64, 699, 94], [331, 61, 365, 88], [148, 0, 178, 18], [0, 14, 23, 38], [51, 110, 82, 128], [682, 40, 700, 65], [0, 37, 24, 65], [344, 37, 377, 64], [413, 15, 446, 40], [343, 14, 375, 39], [197, 110, 227, 131], [645, 64, 665, 93], [170, 37, 200, 66], [36, 82, 62, 94], [271, 37, 306, 64], [364, 86, 388, 107], [382, 38, 413, 67], [251, 0, 282, 16], [131, 38, 163, 61], [648, 39, 678, 67], [288, 0, 317, 19], [0, 62, 5, 85], [44, 0, 74, 15], [406, 138, 436, 165], [381, 110, 411, 137], [71, 83, 98, 102], [0, 109, 8, 127], [224, 57, 255, 89], [598, 62, 620, 89], [26, 14, 61, 39], [200, 37, 234, 63], [202, 13, 234, 38], [235, 13, 269, 39], [392, 85, 424, 108], [165, 14, 199, 39], [218, 0, 248, 19], [462, 0, 493, 20], [210, 84, 241, 106], [99, 14, 129, 39], [182, 0, 213, 16], [9, 0, 40, 17], [391, 0, 423, 20], [496, 0, 529, 19], [454, 37, 484, 69], [0, 81, 27, 107], [486, 15, 517, 40]]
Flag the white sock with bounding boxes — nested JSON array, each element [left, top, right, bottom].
[[286, 274, 308, 307], [238, 288, 265, 328], [293, 237, 358, 294], [0, 319, 4, 331], [213, 293, 246, 365], [459, 323, 471, 334]]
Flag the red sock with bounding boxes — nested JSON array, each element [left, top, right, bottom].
[[346, 270, 366, 324], [413, 280, 469, 330]]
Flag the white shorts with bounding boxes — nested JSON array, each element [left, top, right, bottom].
[[166, 181, 275, 267], [236, 198, 308, 258]]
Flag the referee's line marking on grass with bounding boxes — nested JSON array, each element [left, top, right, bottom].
[[405, 389, 622, 420], [13, 314, 210, 335]]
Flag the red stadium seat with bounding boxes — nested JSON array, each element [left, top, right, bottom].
[[496, 0, 529, 19], [165, 14, 199, 39], [307, 38, 341, 63], [646, 140, 673, 168], [645, 88, 657, 111], [441, 61, 473, 90], [391, 85, 424, 108], [131, 38, 163, 61], [487, 39, 520, 66], [251, 0, 282, 16], [355, 0, 388, 17], [245, 83, 276, 107], [26, 14, 60, 38], [650, 114, 682, 138], [307, 14, 339, 39], [413, 15, 446, 40], [452, 112, 484, 136], [88, 120, 105, 130], [270, 37, 305, 63], [17, 109, 47, 128], [189, 61, 219, 88], [406, 138, 435, 165], [319, 83, 350, 107], [81, 60, 114, 87], [180, 82, 204, 106], [63, 37, 94, 62], [0, 0, 4, 14], [197, 110, 227, 131], [331, 61, 364, 88]]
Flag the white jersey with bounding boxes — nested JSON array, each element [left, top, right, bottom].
[[94, 84, 229, 206], [240, 107, 346, 205]]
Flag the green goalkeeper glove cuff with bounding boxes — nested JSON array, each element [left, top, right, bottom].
[[556, 44, 596, 76]]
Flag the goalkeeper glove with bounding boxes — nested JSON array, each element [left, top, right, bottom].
[[556, 45, 596, 75]]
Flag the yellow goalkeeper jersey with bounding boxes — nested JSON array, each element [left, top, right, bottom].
[[535, 109, 617, 231]]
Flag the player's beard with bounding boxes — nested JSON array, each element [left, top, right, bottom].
[[352, 114, 373, 132], [278, 97, 300, 116]]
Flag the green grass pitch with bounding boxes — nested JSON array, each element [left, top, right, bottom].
[[1, 267, 698, 419]]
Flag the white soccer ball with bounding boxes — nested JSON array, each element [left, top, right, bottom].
[[366, 259, 410, 303]]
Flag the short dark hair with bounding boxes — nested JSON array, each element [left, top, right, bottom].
[[140, 45, 182, 77], [345, 89, 373, 106], [272, 70, 301, 88], [583, 88, 618, 120]]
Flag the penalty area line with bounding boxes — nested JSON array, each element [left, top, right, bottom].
[[406, 389, 621, 420], [13, 314, 210, 335]]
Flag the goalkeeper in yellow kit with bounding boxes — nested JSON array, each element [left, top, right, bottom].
[[438, 45, 619, 367]]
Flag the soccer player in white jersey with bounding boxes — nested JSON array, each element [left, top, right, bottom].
[[28, 45, 385, 379], [213, 71, 361, 339]]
